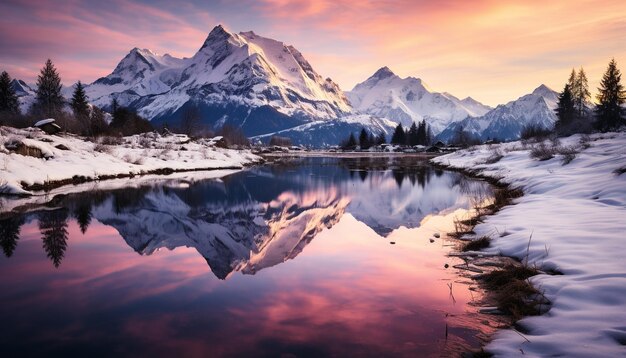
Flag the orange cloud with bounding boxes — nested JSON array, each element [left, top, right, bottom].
[[251, 0, 626, 105]]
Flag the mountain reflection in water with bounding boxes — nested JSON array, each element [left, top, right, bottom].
[[0, 157, 496, 357]]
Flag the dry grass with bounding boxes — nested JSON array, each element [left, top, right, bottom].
[[93, 143, 112, 154], [98, 135, 123, 145], [462, 236, 491, 251], [529, 142, 556, 161], [483, 148, 504, 164], [480, 264, 543, 321]]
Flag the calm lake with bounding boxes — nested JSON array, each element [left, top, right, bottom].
[[0, 157, 497, 357]]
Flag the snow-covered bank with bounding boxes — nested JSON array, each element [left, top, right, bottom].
[[0, 126, 261, 196], [432, 132, 626, 357]]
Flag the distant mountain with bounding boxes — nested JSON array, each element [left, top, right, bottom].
[[346, 67, 492, 134], [10, 79, 36, 113], [84, 25, 352, 138], [437, 84, 559, 142], [252, 114, 396, 147]]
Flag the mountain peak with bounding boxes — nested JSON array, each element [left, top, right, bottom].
[[371, 66, 396, 80], [198, 24, 239, 53], [532, 84, 554, 96], [208, 24, 232, 39]]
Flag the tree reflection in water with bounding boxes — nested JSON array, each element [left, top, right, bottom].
[[39, 209, 69, 268]]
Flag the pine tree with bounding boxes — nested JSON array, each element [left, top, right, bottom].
[[595, 59, 626, 131], [32, 59, 64, 118], [71, 81, 89, 120], [89, 106, 108, 136], [554, 83, 576, 134], [407, 122, 418, 146], [0, 71, 20, 115], [345, 132, 357, 150], [567, 68, 577, 97], [358, 128, 370, 149], [417, 120, 428, 145], [391, 123, 406, 145], [574, 67, 591, 117], [111, 98, 119, 114]]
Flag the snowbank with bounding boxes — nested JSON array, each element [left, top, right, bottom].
[[432, 132, 626, 357], [0, 126, 260, 195]]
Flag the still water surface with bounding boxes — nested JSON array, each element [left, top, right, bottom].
[[0, 157, 496, 357]]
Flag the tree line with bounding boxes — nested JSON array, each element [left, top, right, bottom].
[[339, 120, 433, 150], [554, 59, 625, 135]]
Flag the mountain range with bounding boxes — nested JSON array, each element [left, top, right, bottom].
[[11, 24, 560, 146]]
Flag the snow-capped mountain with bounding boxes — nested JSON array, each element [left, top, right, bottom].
[[85, 25, 351, 137], [86, 48, 187, 108], [437, 84, 559, 142], [347, 67, 492, 134]]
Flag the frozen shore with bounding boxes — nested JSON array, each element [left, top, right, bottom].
[[0, 126, 261, 196], [432, 132, 626, 357]]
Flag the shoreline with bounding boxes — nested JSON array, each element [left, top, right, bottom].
[[431, 132, 626, 357]]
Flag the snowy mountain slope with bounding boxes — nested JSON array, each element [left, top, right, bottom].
[[252, 114, 396, 147], [85, 48, 187, 109], [437, 84, 559, 142], [347, 67, 492, 134], [10, 79, 36, 113], [82, 25, 351, 138]]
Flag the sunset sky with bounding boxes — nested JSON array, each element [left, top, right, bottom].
[[1, 0, 625, 106]]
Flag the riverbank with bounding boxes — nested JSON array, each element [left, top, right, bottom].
[[0, 126, 261, 196], [432, 132, 626, 357]]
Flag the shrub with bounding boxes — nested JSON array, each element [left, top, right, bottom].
[[483, 148, 504, 164], [520, 124, 552, 140], [218, 124, 249, 147], [269, 135, 292, 147], [529, 142, 556, 161], [93, 143, 112, 154]]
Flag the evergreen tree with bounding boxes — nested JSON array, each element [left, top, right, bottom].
[[89, 106, 108, 136], [567, 68, 577, 98], [0, 71, 20, 115], [425, 124, 433, 145], [407, 122, 419, 146], [32, 59, 64, 118], [111, 98, 119, 114], [417, 120, 428, 145], [358, 128, 371, 149], [554, 83, 576, 134], [595, 59, 626, 131], [574, 67, 591, 117], [391, 123, 406, 145], [344, 132, 357, 150], [74, 204, 93, 234], [71, 81, 89, 120]]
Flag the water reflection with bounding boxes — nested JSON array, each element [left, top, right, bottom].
[[1, 158, 489, 274], [0, 157, 496, 357]]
